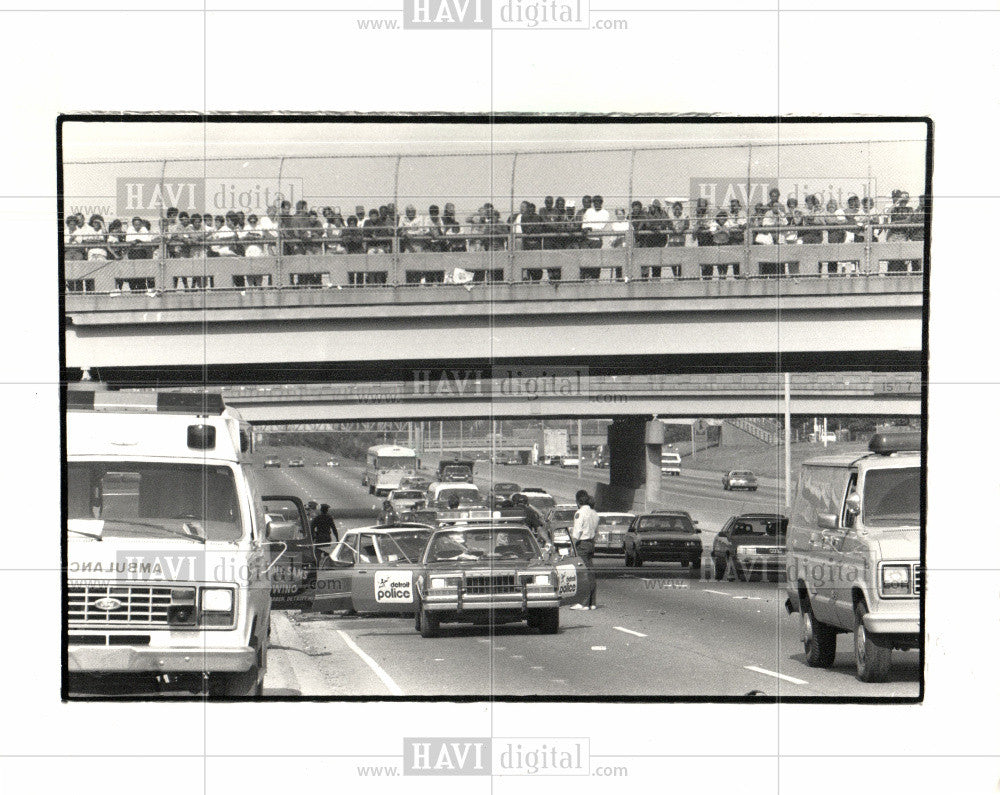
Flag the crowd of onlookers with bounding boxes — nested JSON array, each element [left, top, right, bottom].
[[64, 189, 926, 262]]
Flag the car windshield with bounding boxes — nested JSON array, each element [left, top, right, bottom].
[[599, 516, 632, 527], [637, 515, 696, 533], [435, 488, 480, 505], [68, 462, 243, 542], [392, 491, 424, 500], [525, 494, 556, 510], [551, 509, 577, 522], [381, 530, 431, 562], [426, 528, 540, 562], [863, 467, 920, 527], [731, 517, 788, 536]]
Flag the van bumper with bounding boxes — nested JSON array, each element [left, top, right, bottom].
[[68, 646, 256, 673], [862, 612, 920, 635]]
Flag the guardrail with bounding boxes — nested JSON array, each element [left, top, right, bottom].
[[64, 235, 924, 294]]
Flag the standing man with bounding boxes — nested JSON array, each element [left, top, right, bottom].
[[570, 490, 600, 610], [310, 504, 338, 546]]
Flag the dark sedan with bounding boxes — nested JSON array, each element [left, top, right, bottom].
[[711, 513, 788, 582], [624, 513, 702, 573]]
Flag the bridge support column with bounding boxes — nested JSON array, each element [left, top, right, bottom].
[[595, 417, 646, 511], [644, 419, 665, 510]]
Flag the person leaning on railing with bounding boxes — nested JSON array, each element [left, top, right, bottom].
[[666, 201, 689, 247]]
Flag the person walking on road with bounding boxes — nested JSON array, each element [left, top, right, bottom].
[[310, 503, 338, 545], [378, 500, 398, 526], [570, 489, 599, 610]]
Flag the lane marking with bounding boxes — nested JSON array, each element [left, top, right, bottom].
[[703, 589, 730, 596], [335, 629, 404, 696], [591, 646, 607, 651], [744, 665, 808, 685], [613, 626, 648, 638]]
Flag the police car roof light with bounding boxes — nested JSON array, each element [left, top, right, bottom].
[[868, 431, 921, 456], [66, 389, 225, 415]]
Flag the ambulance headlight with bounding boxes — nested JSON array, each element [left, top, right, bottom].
[[200, 587, 236, 626]]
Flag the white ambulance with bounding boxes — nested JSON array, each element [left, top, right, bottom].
[[66, 389, 283, 697]]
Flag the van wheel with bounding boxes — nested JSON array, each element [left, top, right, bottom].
[[854, 601, 892, 682], [419, 606, 439, 638], [209, 637, 264, 697], [801, 596, 837, 668]]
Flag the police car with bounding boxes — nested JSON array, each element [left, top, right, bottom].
[[311, 523, 594, 636]]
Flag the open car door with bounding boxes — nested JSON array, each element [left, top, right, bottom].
[[549, 535, 595, 607], [263, 495, 317, 598]]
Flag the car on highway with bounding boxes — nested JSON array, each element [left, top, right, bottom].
[[288, 458, 304, 468], [546, 455, 562, 466], [593, 455, 608, 468], [387, 489, 427, 514], [438, 459, 474, 483], [595, 512, 634, 554], [560, 456, 580, 468], [623, 512, 703, 573], [544, 504, 579, 542], [785, 431, 921, 682], [512, 491, 557, 515], [499, 452, 523, 465], [490, 482, 521, 502], [426, 482, 483, 508], [661, 450, 682, 476], [263, 458, 281, 468], [312, 523, 594, 636], [722, 470, 758, 491], [325, 459, 339, 467], [400, 475, 433, 492], [711, 513, 788, 582], [520, 486, 548, 494]]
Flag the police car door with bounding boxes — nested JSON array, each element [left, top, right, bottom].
[[309, 532, 360, 613], [553, 536, 593, 607], [350, 533, 419, 615]]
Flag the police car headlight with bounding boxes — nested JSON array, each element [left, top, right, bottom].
[[880, 565, 911, 595], [533, 573, 551, 586]]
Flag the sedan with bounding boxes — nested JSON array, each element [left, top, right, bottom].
[[561, 456, 580, 468], [594, 512, 634, 554], [623, 513, 702, 574], [711, 513, 788, 582], [722, 470, 757, 491], [263, 459, 281, 468], [289, 458, 305, 468]]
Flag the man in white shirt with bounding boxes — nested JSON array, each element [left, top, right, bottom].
[[569, 489, 600, 609], [582, 194, 612, 248]]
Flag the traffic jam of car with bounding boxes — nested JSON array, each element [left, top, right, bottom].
[[270, 434, 922, 684]]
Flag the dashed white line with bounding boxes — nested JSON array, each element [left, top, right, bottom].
[[703, 589, 730, 596], [591, 646, 607, 651], [744, 665, 808, 685], [335, 629, 404, 696], [613, 626, 648, 638]]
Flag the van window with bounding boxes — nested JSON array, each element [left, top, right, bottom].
[[863, 467, 920, 527], [792, 465, 852, 528]]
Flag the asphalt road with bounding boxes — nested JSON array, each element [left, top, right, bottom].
[[256, 450, 920, 698]]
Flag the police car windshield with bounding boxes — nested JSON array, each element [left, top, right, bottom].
[[68, 462, 243, 542], [637, 515, 696, 533], [382, 530, 431, 562], [863, 467, 920, 527], [427, 528, 540, 562]]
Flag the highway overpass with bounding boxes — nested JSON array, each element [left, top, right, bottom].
[[64, 244, 924, 379], [204, 372, 922, 422]]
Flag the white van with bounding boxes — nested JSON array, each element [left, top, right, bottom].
[[784, 432, 921, 682], [66, 389, 286, 697], [660, 451, 682, 476]]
